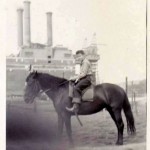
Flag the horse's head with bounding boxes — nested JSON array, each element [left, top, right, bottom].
[[24, 71, 41, 103]]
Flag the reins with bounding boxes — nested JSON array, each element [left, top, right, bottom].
[[36, 79, 69, 95], [58, 80, 70, 86], [39, 88, 52, 95], [35, 80, 51, 95]]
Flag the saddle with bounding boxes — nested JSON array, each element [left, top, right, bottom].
[[69, 81, 94, 102]]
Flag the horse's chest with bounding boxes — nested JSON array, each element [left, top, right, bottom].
[[54, 90, 68, 107]]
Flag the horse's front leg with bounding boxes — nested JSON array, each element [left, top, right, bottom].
[[63, 113, 74, 146], [57, 114, 64, 140]]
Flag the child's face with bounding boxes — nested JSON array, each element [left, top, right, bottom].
[[75, 53, 84, 62]]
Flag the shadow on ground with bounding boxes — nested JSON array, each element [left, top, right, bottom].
[[6, 99, 146, 150]]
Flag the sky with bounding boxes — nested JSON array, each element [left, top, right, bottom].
[[5, 0, 146, 83]]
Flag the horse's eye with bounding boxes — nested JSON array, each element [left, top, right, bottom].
[[28, 79, 35, 85]]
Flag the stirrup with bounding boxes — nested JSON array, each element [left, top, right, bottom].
[[66, 105, 75, 113], [66, 105, 83, 126]]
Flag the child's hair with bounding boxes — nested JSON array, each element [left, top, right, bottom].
[[76, 50, 85, 55]]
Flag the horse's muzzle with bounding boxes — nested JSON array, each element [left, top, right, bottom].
[[24, 96, 34, 104]]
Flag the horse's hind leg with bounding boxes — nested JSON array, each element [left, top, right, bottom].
[[107, 108, 124, 145]]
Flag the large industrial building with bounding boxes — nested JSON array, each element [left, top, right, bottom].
[[16, 1, 73, 60], [6, 0, 100, 95]]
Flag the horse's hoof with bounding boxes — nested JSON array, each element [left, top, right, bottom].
[[116, 141, 123, 145]]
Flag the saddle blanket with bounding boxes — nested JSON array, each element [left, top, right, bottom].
[[69, 82, 94, 102]]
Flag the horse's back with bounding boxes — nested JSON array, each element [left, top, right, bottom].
[[95, 83, 125, 94], [94, 83, 126, 106]]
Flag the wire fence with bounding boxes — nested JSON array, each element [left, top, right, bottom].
[[6, 94, 55, 113]]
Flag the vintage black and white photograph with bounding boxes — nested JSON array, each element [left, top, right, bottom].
[[5, 0, 147, 150]]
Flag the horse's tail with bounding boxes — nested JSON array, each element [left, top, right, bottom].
[[123, 93, 136, 135]]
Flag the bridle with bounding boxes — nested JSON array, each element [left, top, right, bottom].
[[38, 87, 52, 95], [35, 80, 52, 96], [25, 78, 52, 97], [25, 77, 69, 98]]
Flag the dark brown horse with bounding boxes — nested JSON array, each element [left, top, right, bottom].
[[24, 71, 136, 145]]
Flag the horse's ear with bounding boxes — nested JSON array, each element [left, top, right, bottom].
[[33, 70, 38, 78]]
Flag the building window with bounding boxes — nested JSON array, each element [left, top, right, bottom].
[[25, 52, 33, 57], [47, 55, 51, 63], [64, 53, 71, 58]]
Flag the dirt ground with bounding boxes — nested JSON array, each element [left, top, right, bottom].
[[6, 98, 146, 150]]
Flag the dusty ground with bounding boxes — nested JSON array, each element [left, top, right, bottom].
[[6, 98, 146, 150]]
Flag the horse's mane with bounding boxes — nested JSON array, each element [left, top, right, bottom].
[[38, 72, 68, 89]]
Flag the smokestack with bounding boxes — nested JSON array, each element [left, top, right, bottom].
[[46, 12, 53, 46], [23, 1, 31, 47], [17, 8, 23, 47]]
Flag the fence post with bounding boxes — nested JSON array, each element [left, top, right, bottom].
[[33, 100, 37, 112], [134, 92, 138, 115], [125, 77, 128, 95], [7, 96, 11, 111], [131, 81, 134, 109], [62, 71, 64, 78]]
